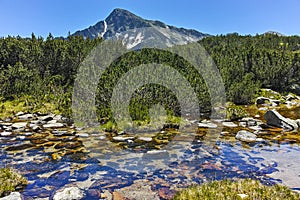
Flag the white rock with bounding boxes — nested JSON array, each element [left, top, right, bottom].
[[0, 192, 22, 200], [16, 112, 24, 116], [248, 126, 263, 131], [258, 107, 268, 111], [43, 123, 64, 129], [53, 115, 63, 121], [12, 122, 27, 129], [53, 187, 84, 200], [47, 120, 57, 124], [99, 136, 106, 140], [112, 136, 135, 142], [147, 150, 167, 154], [38, 115, 54, 122], [18, 113, 34, 120], [198, 122, 218, 128], [235, 130, 257, 143], [222, 122, 238, 128], [138, 137, 153, 142], [0, 131, 12, 136], [17, 136, 26, 140], [76, 133, 89, 138]]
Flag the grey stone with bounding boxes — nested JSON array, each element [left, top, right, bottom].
[[198, 121, 218, 128], [18, 113, 34, 120], [0, 192, 22, 200], [12, 122, 27, 129], [53, 187, 84, 200], [47, 120, 57, 124], [53, 115, 63, 121], [0, 131, 12, 136], [32, 125, 41, 132], [222, 122, 238, 128], [38, 115, 54, 122], [235, 130, 257, 142], [112, 136, 135, 142], [138, 137, 153, 142], [15, 111, 24, 116], [264, 110, 298, 131], [43, 123, 64, 129], [99, 136, 106, 140], [52, 130, 68, 136], [248, 126, 263, 131], [76, 133, 89, 138]]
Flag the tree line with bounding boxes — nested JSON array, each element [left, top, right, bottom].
[[0, 33, 299, 121]]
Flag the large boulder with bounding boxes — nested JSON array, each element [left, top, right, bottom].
[[264, 110, 298, 131]]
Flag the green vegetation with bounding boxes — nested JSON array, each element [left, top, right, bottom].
[[173, 179, 300, 200], [199, 33, 300, 104], [0, 167, 27, 197], [226, 102, 249, 120], [0, 34, 102, 118], [0, 33, 299, 128]]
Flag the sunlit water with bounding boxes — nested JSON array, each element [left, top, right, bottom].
[[0, 106, 300, 199]]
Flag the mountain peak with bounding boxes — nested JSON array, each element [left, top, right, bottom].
[[73, 8, 209, 48]]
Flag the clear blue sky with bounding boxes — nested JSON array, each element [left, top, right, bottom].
[[0, 0, 299, 38]]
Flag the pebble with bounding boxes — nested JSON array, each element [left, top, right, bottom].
[[99, 136, 106, 140], [0, 131, 12, 136], [43, 123, 64, 129], [113, 136, 135, 142], [76, 133, 89, 138], [138, 137, 153, 142], [198, 122, 218, 128]]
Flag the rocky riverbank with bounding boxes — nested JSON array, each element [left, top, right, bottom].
[[0, 89, 300, 199]]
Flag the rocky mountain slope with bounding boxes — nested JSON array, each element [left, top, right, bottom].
[[73, 8, 210, 49]]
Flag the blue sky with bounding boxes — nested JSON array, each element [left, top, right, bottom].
[[0, 0, 299, 38]]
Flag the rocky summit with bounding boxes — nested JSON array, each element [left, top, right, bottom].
[[73, 8, 209, 49]]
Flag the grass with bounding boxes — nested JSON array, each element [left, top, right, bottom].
[[0, 96, 60, 120], [173, 179, 300, 200], [0, 167, 28, 197]]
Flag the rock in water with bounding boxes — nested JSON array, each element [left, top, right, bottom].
[[0, 192, 22, 200], [264, 110, 298, 131], [235, 130, 257, 142], [53, 187, 84, 200]]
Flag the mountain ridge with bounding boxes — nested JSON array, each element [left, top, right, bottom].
[[73, 8, 210, 48]]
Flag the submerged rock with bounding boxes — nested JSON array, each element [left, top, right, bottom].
[[235, 130, 257, 142], [198, 121, 218, 128], [264, 110, 298, 131]]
